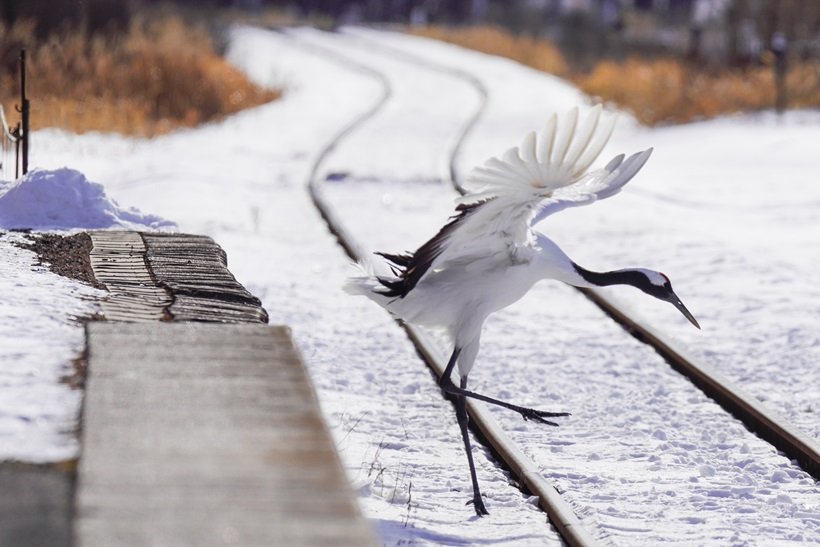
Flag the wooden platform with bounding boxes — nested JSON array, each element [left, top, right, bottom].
[[0, 232, 374, 546], [88, 231, 267, 323], [76, 322, 376, 547]]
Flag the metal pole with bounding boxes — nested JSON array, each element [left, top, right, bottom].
[[14, 123, 20, 179], [20, 49, 29, 175]]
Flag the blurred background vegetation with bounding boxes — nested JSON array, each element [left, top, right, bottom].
[[405, 0, 819, 124], [0, 0, 282, 136], [0, 0, 817, 135]]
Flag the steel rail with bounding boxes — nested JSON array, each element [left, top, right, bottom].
[[341, 25, 820, 480], [338, 29, 489, 194], [352, 30, 820, 481], [579, 287, 820, 479], [281, 28, 600, 547], [380, 33, 820, 480]]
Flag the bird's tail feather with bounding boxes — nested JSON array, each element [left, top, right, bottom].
[[343, 260, 378, 295], [343, 259, 399, 312]]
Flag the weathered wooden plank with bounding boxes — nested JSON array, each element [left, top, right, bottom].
[[88, 232, 170, 322], [141, 233, 267, 324]]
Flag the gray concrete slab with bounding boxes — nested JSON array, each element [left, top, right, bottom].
[[0, 464, 72, 547], [76, 322, 376, 547]]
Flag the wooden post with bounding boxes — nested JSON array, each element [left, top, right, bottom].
[[19, 49, 29, 176], [14, 122, 20, 179]]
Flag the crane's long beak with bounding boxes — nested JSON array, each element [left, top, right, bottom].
[[669, 293, 700, 329]]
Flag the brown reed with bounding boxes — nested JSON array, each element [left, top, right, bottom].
[[0, 15, 281, 137], [411, 25, 820, 125]]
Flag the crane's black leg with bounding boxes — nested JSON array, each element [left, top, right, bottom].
[[445, 348, 488, 515], [456, 376, 489, 516], [441, 346, 569, 425]]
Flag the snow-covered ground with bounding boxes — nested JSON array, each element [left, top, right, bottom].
[[349, 29, 820, 441], [1, 25, 818, 545], [0, 168, 174, 462], [0, 232, 101, 463], [305, 28, 820, 545], [344, 28, 820, 439]]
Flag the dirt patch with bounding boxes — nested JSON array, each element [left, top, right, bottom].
[[14, 232, 107, 290]]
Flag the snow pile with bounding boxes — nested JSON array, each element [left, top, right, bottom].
[[0, 168, 175, 230]]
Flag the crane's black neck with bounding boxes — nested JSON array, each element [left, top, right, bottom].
[[572, 263, 648, 290]]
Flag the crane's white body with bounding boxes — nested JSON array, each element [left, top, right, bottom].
[[346, 105, 654, 376], [351, 233, 591, 374]]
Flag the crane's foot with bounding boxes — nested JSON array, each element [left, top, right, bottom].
[[467, 494, 489, 516], [518, 407, 571, 426]]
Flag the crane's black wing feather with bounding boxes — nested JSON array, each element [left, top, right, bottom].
[[375, 201, 486, 298]]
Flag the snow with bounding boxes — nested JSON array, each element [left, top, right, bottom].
[[0, 232, 102, 462], [2, 23, 818, 545], [293, 28, 820, 544], [0, 168, 175, 231], [0, 167, 172, 461], [605, 116, 820, 439], [351, 27, 820, 441]]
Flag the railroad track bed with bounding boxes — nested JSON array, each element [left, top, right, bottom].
[[292, 27, 820, 545], [348, 28, 820, 444], [2, 25, 816, 546]]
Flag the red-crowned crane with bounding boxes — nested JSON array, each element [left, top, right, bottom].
[[346, 105, 699, 515]]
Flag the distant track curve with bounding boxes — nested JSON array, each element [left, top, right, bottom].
[[280, 27, 601, 547], [280, 24, 820, 546], [345, 29, 820, 482]]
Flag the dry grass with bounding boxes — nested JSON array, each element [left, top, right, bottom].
[[411, 25, 820, 125], [0, 15, 281, 137], [578, 57, 820, 124], [415, 25, 568, 77]]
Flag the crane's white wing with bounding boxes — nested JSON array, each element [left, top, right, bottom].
[[459, 105, 614, 203], [374, 106, 652, 298], [450, 104, 652, 248], [529, 147, 653, 226]]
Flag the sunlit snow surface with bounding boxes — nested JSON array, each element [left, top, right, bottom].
[[0, 166, 174, 461], [22, 25, 820, 545], [348, 29, 820, 441], [0, 233, 102, 462]]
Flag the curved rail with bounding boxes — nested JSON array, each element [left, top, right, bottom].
[[349, 30, 820, 481], [579, 288, 820, 478], [286, 25, 820, 545], [385, 35, 820, 480], [281, 28, 600, 547], [339, 30, 489, 193]]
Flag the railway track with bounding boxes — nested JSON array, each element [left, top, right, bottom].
[[280, 27, 820, 546]]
